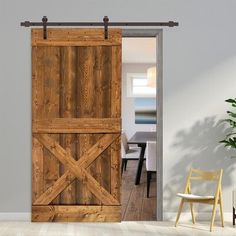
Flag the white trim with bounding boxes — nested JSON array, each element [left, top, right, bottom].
[[0, 213, 31, 221], [0, 212, 231, 222], [164, 212, 232, 222]]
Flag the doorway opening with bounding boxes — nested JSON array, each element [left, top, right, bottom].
[[121, 30, 163, 221]]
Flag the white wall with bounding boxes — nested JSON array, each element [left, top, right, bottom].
[[0, 0, 236, 220], [122, 63, 156, 139]]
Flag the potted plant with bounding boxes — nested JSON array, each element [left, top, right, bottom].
[[220, 98, 236, 225], [220, 98, 236, 152]]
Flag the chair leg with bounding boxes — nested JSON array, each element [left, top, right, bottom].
[[190, 203, 195, 224], [210, 202, 217, 232], [124, 159, 128, 171], [219, 197, 224, 227], [175, 199, 184, 227], [233, 207, 236, 226], [147, 171, 152, 198], [121, 159, 125, 175]]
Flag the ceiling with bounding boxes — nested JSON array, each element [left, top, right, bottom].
[[122, 38, 156, 63]]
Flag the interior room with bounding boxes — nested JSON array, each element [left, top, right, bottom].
[[121, 38, 157, 221], [1, 0, 236, 235]]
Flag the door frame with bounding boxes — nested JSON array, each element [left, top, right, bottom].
[[122, 29, 163, 221]]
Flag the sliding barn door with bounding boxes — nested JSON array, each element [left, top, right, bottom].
[[32, 29, 121, 222]]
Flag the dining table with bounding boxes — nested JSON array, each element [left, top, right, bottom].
[[127, 131, 156, 185]]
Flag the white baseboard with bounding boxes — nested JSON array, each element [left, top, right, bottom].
[[164, 212, 232, 222], [0, 213, 31, 221], [0, 212, 232, 222]]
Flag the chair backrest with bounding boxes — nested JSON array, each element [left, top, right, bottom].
[[183, 168, 223, 195], [146, 141, 157, 171], [121, 132, 129, 154], [190, 168, 222, 181]]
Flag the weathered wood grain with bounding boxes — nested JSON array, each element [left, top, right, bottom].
[[101, 47, 112, 195], [59, 47, 77, 204], [111, 46, 121, 118], [33, 118, 121, 133], [34, 133, 119, 205], [32, 41, 121, 47], [31, 29, 122, 46], [32, 205, 121, 222], [110, 46, 122, 202], [76, 46, 96, 204], [34, 171, 74, 205], [43, 47, 60, 204], [34, 133, 118, 205], [110, 137, 121, 202], [32, 137, 44, 202], [32, 28, 122, 221], [32, 46, 61, 204], [32, 47, 44, 203]]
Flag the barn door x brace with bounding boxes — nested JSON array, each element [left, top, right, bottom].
[[21, 16, 179, 40]]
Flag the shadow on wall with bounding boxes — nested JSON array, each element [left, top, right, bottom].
[[164, 116, 236, 212]]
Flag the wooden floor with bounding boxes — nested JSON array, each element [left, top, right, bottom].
[[121, 160, 156, 221], [0, 221, 234, 235]]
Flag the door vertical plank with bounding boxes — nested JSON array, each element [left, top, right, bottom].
[[76, 47, 96, 204], [60, 47, 77, 204], [110, 46, 121, 201], [32, 46, 44, 202], [99, 46, 111, 193], [110, 46, 121, 118], [41, 47, 61, 204], [89, 46, 104, 204]]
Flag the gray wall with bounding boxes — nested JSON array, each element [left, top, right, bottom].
[[1, 0, 236, 218], [122, 63, 156, 139]]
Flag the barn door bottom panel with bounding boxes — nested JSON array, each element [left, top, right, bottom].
[[32, 133, 120, 202], [32, 206, 121, 222]]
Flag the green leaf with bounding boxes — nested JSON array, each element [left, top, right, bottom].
[[219, 140, 228, 144], [219, 139, 236, 148], [219, 140, 231, 147], [227, 111, 236, 118], [222, 119, 236, 127], [226, 132, 236, 138], [225, 98, 236, 107], [228, 138, 236, 148], [225, 98, 236, 103]]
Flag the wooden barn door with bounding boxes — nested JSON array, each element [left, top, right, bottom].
[[32, 29, 121, 222]]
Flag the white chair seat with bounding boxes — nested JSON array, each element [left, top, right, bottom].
[[123, 147, 141, 159], [177, 193, 214, 200]]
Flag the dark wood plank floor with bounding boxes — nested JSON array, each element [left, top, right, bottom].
[[122, 160, 156, 221]]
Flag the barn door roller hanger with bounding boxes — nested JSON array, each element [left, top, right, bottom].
[[21, 16, 179, 40]]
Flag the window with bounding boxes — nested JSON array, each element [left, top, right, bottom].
[[127, 73, 156, 97]]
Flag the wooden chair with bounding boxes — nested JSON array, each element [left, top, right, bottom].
[[175, 168, 224, 232]]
